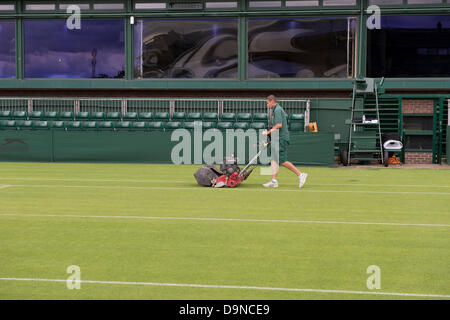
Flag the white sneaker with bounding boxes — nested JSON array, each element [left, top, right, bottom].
[[263, 180, 278, 188], [299, 173, 308, 188]]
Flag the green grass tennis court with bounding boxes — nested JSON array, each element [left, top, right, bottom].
[[0, 162, 449, 300]]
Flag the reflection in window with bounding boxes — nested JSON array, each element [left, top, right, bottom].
[[0, 20, 15, 78], [134, 19, 238, 79], [24, 20, 125, 78], [368, 15, 450, 78], [247, 17, 356, 78], [405, 136, 433, 150]]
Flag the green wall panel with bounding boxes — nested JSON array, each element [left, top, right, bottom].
[[447, 126, 450, 164], [308, 98, 353, 142], [288, 132, 335, 166], [0, 130, 53, 162], [0, 130, 335, 166], [52, 131, 175, 163]]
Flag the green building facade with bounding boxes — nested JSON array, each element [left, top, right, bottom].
[[0, 0, 449, 164]]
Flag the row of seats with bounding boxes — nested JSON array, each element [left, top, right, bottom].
[[0, 110, 305, 123], [0, 120, 306, 131]]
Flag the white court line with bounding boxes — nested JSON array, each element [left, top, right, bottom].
[[1, 213, 449, 228], [6, 184, 450, 195], [1, 177, 450, 188], [0, 177, 187, 184], [0, 185, 11, 189], [0, 277, 449, 299]]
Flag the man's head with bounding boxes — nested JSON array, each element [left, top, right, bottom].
[[266, 95, 278, 109]]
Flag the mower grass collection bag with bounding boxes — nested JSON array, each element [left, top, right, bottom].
[[193, 165, 222, 187]]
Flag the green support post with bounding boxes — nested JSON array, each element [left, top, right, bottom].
[[438, 98, 444, 164], [15, 1, 24, 80], [398, 98, 405, 163], [357, 0, 367, 80], [432, 100, 438, 164], [125, 0, 134, 80]]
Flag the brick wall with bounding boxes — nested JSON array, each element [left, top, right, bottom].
[[405, 152, 433, 164], [402, 100, 434, 114]]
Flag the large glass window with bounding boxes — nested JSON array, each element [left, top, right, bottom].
[[368, 15, 450, 78], [247, 17, 357, 78], [24, 20, 125, 78], [0, 20, 15, 78], [134, 19, 238, 79]]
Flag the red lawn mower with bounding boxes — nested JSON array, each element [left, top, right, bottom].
[[194, 142, 270, 188]]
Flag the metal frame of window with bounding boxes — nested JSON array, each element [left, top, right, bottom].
[[1, 0, 450, 89], [22, 0, 127, 12]]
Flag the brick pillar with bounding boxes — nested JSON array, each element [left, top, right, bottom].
[[402, 100, 435, 164], [404, 152, 433, 164], [402, 100, 434, 114]]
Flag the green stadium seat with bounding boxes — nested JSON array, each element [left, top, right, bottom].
[[171, 112, 186, 121], [91, 112, 105, 121], [289, 122, 305, 132], [147, 121, 163, 130], [75, 112, 90, 121], [237, 113, 252, 122], [220, 112, 236, 122], [29, 111, 43, 120], [203, 112, 218, 122], [60, 111, 74, 121], [183, 121, 195, 130], [33, 120, 49, 130], [250, 122, 267, 130], [216, 122, 233, 130], [289, 113, 304, 122], [44, 111, 58, 120], [16, 120, 33, 130], [184, 121, 213, 130], [106, 112, 121, 121], [154, 112, 170, 121], [64, 121, 81, 130], [164, 121, 181, 130], [187, 112, 202, 121], [13, 111, 27, 120], [202, 122, 215, 130], [138, 112, 153, 121], [0, 120, 16, 129], [234, 122, 250, 130], [51, 121, 65, 129], [253, 113, 268, 122], [98, 121, 114, 130], [0, 111, 11, 119], [115, 121, 131, 130], [123, 112, 138, 121], [81, 121, 97, 130], [131, 121, 147, 130]]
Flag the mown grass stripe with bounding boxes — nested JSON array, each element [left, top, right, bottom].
[[1, 177, 450, 188], [6, 184, 450, 195]]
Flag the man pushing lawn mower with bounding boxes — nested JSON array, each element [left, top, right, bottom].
[[193, 94, 307, 188], [262, 95, 308, 189]]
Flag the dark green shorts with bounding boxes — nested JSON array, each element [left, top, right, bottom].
[[272, 139, 289, 164]]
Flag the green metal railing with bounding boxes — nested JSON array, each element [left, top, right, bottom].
[[0, 96, 310, 125]]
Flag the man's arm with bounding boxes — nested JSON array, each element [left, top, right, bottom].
[[267, 123, 282, 135]]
